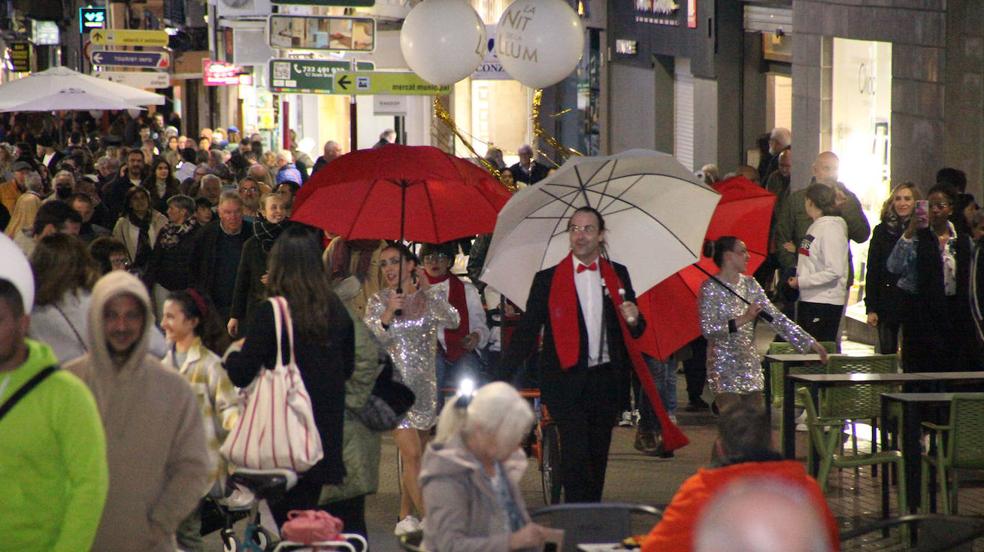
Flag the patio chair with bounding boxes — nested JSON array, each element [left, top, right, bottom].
[[822, 354, 900, 473], [767, 340, 838, 410], [529, 502, 662, 552], [920, 394, 984, 514], [839, 514, 984, 551], [799, 388, 907, 516]]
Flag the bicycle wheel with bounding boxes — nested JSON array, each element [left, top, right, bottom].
[[220, 528, 238, 552], [540, 423, 562, 505]]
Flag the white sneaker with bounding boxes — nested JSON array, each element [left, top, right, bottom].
[[618, 411, 634, 427], [218, 485, 255, 511], [394, 515, 421, 536]]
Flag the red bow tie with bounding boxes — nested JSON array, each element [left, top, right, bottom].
[[576, 262, 598, 273]]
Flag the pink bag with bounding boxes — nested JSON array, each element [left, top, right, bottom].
[[221, 297, 324, 472], [281, 510, 344, 544]]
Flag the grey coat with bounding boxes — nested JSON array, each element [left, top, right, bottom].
[[420, 437, 532, 552]]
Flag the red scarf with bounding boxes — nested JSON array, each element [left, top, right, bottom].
[[547, 252, 689, 451], [427, 272, 470, 362]]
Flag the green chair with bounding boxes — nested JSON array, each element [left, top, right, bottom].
[[799, 388, 907, 516], [822, 354, 900, 462], [767, 340, 839, 410], [920, 394, 984, 514]]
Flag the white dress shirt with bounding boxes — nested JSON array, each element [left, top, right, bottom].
[[573, 256, 609, 366], [434, 278, 491, 352]]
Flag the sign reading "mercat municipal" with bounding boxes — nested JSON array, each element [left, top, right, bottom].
[[91, 29, 169, 47], [331, 71, 450, 95], [269, 59, 375, 94]]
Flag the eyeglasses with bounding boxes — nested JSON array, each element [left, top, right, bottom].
[[567, 224, 598, 235], [379, 258, 404, 268], [422, 253, 450, 263]]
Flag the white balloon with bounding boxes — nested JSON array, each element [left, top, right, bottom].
[[400, 0, 486, 86], [0, 233, 34, 313], [496, 0, 585, 89]]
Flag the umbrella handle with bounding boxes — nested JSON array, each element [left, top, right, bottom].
[[691, 263, 774, 323]]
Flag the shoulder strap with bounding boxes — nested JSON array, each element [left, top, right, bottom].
[[0, 366, 58, 423]]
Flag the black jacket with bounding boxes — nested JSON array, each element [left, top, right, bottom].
[[501, 260, 646, 419], [508, 161, 550, 185], [230, 236, 269, 328], [146, 224, 203, 291], [864, 221, 905, 322], [225, 297, 354, 486], [191, 219, 253, 298], [102, 171, 141, 222]]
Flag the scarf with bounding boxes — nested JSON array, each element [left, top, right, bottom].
[[158, 217, 197, 249], [254, 218, 288, 252], [883, 210, 910, 239], [547, 252, 689, 451], [426, 272, 470, 361], [128, 211, 153, 267]]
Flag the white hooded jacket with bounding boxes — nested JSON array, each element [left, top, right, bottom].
[[796, 215, 849, 306]]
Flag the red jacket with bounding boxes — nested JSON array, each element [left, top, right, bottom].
[[641, 460, 839, 552]]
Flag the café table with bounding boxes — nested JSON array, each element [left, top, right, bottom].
[[762, 353, 824, 421], [784, 373, 984, 515]]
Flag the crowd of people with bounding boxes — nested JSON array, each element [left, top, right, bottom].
[[3, 109, 983, 552]]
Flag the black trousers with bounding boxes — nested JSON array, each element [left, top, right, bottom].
[[553, 364, 618, 503], [270, 475, 323, 527], [876, 318, 901, 355], [323, 495, 367, 539], [796, 301, 843, 343], [683, 336, 707, 403]]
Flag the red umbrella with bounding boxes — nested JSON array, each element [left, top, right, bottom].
[[635, 176, 776, 361], [292, 145, 511, 243]]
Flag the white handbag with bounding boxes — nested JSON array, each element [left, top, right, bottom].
[[221, 297, 324, 472]]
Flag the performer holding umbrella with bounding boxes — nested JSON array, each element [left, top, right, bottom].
[[501, 206, 646, 503]]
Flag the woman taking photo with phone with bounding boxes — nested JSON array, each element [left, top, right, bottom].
[[365, 242, 459, 536], [888, 184, 980, 372]]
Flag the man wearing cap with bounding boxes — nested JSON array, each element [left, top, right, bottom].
[[0, 161, 33, 214], [509, 145, 550, 185]]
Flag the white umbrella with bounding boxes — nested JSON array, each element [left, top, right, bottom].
[[0, 66, 164, 110], [0, 87, 143, 112], [480, 149, 721, 310]]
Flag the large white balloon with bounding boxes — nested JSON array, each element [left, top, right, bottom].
[[496, 0, 585, 89], [400, 0, 486, 86], [0, 233, 34, 313]]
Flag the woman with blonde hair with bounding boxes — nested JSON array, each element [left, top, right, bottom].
[[421, 382, 550, 551], [865, 181, 921, 354]]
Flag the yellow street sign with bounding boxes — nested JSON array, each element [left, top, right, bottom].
[[90, 29, 169, 47]]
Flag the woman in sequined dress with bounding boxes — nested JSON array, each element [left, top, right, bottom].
[[699, 236, 828, 412], [365, 242, 460, 535]]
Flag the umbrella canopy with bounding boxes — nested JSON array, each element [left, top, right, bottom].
[[291, 145, 512, 243], [636, 176, 777, 360], [0, 87, 141, 112], [0, 66, 164, 110], [481, 149, 721, 310]]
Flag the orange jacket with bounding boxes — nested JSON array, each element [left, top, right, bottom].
[[641, 460, 839, 552]]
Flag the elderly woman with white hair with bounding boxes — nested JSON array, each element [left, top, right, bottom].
[[420, 382, 550, 551]]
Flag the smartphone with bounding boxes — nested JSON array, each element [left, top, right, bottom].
[[915, 200, 929, 229]]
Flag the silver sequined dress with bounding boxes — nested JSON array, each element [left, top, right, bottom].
[[365, 284, 460, 430], [698, 274, 817, 394]]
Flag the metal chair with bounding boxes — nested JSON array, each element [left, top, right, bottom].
[[799, 388, 907, 516], [921, 394, 984, 514], [529, 502, 662, 552], [839, 514, 984, 551]]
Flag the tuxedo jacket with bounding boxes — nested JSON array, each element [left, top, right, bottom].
[[502, 260, 646, 419]]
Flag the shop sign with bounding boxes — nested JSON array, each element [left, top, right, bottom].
[[373, 95, 407, 116], [9, 42, 31, 72], [91, 29, 169, 47], [203, 59, 243, 86], [95, 71, 170, 88], [472, 25, 508, 81], [331, 71, 451, 96], [271, 0, 373, 5], [79, 7, 107, 34], [269, 59, 350, 93], [635, 0, 681, 26], [91, 50, 170, 69], [268, 15, 375, 52]]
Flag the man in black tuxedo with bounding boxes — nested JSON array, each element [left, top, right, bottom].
[[502, 207, 645, 502], [509, 144, 550, 185]]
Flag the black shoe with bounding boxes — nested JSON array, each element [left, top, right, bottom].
[[684, 400, 710, 412], [634, 431, 659, 453]]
